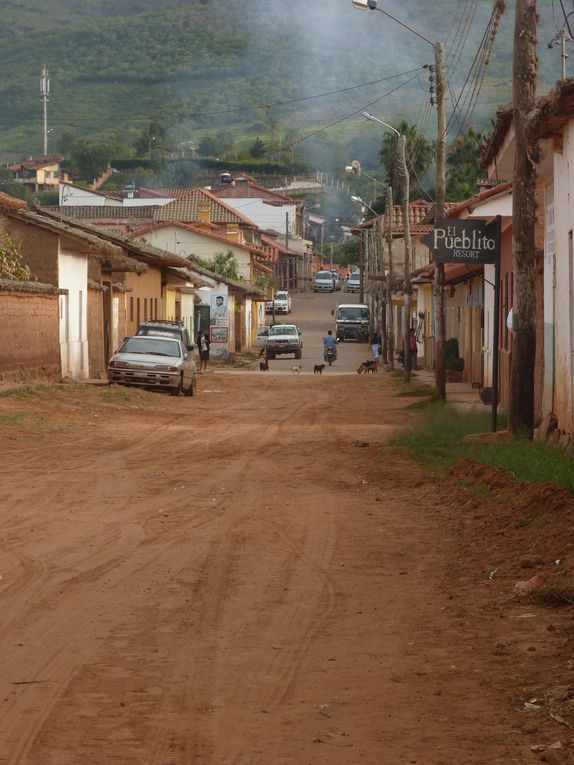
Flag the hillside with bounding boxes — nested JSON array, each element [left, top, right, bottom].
[[0, 0, 563, 163]]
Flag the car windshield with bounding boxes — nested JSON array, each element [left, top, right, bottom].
[[316, 272, 333, 279], [275, 292, 287, 299], [269, 326, 297, 336], [338, 307, 369, 320], [348, 275, 360, 283], [119, 337, 181, 357], [137, 327, 180, 338]]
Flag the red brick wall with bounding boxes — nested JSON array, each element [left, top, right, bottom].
[[0, 289, 60, 381]]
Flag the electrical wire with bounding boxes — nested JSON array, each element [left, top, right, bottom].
[[559, 0, 574, 39], [285, 75, 420, 150]]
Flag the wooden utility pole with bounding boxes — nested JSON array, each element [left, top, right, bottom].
[[386, 186, 395, 370], [509, 0, 538, 437], [434, 41, 447, 401], [397, 133, 412, 382]]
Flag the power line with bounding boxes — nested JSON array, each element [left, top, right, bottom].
[[286, 75, 420, 150]]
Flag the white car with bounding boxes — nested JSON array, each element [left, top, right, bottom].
[[265, 324, 303, 359], [108, 335, 197, 396], [314, 270, 335, 292], [255, 325, 270, 347], [266, 290, 292, 314], [345, 273, 361, 293]]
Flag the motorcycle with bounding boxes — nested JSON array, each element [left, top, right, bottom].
[[324, 346, 337, 366]]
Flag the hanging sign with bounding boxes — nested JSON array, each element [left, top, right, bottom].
[[422, 218, 500, 264]]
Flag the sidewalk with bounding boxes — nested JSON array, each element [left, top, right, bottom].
[[412, 367, 488, 409]]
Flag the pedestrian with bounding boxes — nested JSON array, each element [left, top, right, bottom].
[[370, 331, 382, 363], [408, 327, 418, 371], [199, 331, 210, 372]]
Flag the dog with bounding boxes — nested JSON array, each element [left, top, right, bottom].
[[259, 361, 269, 372], [313, 364, 325, 375], [357, 359, 379, 374], [291, 365, 302, 374]]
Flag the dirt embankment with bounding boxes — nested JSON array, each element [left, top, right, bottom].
[[0, 376, 573, 764]]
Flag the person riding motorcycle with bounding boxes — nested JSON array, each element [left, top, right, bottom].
[[323, 330, 338, 362]]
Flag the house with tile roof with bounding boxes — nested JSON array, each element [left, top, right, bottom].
[[9, 157, 72, 194]]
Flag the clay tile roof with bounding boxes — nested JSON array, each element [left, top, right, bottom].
[[42, 205, 158, 219], [138, 187, 192, 199], [0, 192, 28, 211], [153, 188, 257, 226]]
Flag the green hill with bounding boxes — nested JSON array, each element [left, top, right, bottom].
[[0, 0, 563, 166]]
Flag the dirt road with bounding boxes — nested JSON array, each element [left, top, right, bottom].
[[0, 374, 573, 764]]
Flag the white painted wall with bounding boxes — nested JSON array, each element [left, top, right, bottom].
[[543, 184, 555, 417], [136, 225, 253, 282], [217, 197, 297, 236], [552, 122, 574, 433], [58, 249, 89, 380], [60, 183, 121, 207]]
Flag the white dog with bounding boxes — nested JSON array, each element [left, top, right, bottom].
[[290, 365, 302, 374]]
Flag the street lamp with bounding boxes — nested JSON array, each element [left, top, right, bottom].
[[350, 195, 376, 302], [360, 111, 412, 380], [352, 0, 447, 398], [345, 159, 382, 201]]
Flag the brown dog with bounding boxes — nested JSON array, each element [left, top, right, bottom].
[[357, 359, 378, 374]]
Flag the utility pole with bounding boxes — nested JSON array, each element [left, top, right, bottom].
[[386, 186, 395, 371], [509, 0, 538, 437], [40, 65, 50, 156], [397, 134, 412, 382], [434, 42, 447, 401]]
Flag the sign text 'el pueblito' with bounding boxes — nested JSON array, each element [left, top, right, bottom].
[[422, 218, 500, 264]]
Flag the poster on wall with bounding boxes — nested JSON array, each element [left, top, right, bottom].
[[210, 326, 229, 344], [210, 293, 228, 323]]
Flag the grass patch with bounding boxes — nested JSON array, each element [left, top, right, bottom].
[[0, 413, 27, 426], [0, 386, 43, 400], [99, 387, 134, 403], [390, 401, 574, 494], [531, 580, 574, 607], [397, 383, 435, 398]]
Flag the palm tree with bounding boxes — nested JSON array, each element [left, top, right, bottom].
[[378, 120, 433, 203]]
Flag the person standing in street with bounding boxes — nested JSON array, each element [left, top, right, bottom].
[[408, 327, 418, 371], [199, 332, 210, 372], [370, 331, 382, 363]]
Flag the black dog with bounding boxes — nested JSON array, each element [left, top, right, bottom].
[[259, 361, 269, 371], [313, 363, 325, 375]]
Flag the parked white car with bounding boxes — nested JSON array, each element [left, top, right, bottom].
[[314, 270, 335, 292], [266, 290, 292, 314], [108, 335, 196, 396]]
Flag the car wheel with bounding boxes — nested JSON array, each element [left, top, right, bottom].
[[171, 375, 183, 396], [184, 375, 196, 397], [295, 349, 302, 360]]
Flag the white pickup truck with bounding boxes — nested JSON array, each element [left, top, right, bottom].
[[266, 290, 292, 314]]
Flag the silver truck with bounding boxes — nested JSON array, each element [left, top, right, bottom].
[[332, 303, 370, 342]]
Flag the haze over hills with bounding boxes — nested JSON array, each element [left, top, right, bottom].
[[0, 0, 564, 165]]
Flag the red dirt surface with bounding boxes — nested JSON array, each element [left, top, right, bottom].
[[0, 374, 573, 764]]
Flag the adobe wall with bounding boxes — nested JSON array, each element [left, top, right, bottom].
[[88, 287, 105, 378], [0, 215, 59, 286], [0, 282, 61, 382]]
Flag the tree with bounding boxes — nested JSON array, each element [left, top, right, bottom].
[[210, 250, 241, 281], [378, 120, 432, 203], [71, 140, 115, 181], [509, 0, 538, 438], [0, 169, 32, 203], [0, 229, 33, 281], [197, 134, 220, 157], [446, 128, 484, 201], [249, 137, 266, 159]]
